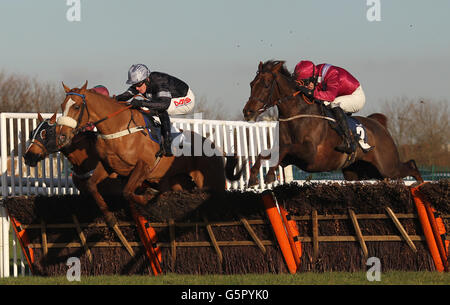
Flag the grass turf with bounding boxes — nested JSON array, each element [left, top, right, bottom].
[[0, 272, 449, 285]]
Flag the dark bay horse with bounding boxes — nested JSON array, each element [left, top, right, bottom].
[[23, 112, 107, 193], [55, 82, 240, 226], [242, 60, 423, 186]]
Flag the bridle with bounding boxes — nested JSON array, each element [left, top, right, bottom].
[[59, 91, 133, 135], [68, 92, 90, 130], [250, 69, 335, 123], [250, 70, 314, 114], [26, 120, 58, 154]]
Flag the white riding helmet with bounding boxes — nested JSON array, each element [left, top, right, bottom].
[[126, 64, 150, 85]]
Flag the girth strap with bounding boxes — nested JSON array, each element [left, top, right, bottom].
[[97, 126, 145, 140]]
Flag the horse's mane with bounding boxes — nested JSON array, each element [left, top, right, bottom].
[[87, 88, 113, 101], [84, 88, 127, 109], [261, 60, 297, 86]]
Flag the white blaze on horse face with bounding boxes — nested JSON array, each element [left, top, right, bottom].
[[63, 98, 76, 117], [57, 98, 78, 129]]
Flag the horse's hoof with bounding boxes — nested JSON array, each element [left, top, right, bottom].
[[146, 187, 159, 196], [264, 173, 276, 184]]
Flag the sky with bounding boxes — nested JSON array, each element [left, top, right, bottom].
[[0, 0, 449, 116]]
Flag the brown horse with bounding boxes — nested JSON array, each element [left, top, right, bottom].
[[23, 112, 105, 193], [24, 113, 196, 195], [55, 82, 240, 226], [242, 60, 423, 185]]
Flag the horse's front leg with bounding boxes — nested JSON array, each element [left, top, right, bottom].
[[248, 153, 271, 187], [123, 160, 159, 206], [262, 142, 317, 184], [264, 145, 291, 184], [86, 162, 136, 257], [85, 162, 116, 226]]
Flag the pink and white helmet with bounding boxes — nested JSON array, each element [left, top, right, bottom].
[[91, 85, 110, 96]]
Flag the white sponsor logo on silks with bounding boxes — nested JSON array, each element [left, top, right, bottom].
[[57, 98, 78, 128]]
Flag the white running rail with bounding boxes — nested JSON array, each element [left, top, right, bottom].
[[0, 112, 289, 277]]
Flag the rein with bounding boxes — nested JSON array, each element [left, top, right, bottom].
[[63, 92, 133, 134], [279, 114, 336, 122], [28, 139, 47, 152], [92, 103, 133, 126]]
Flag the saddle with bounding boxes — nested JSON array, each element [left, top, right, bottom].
[[140, 112, 184, 149], [141, 113, 162, 144], [318, 102, 372, 151]]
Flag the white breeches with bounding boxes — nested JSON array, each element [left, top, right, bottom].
[[167, 88, 195, 115], [325, 85, 366, 113]]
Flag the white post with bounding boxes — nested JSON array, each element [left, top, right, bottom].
[[25, 119, 31, 196], [1, 113, 10, 277], [283, 165, 294, 184], [0, 204, 9, 278], [17, 118, 23, 196], [9, 119, 15, 196], [1, 113, 8, 197]]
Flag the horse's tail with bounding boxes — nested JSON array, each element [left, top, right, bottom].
[[225, 155, 245, 181], [367, 113, 388, 129], [403, 159, 424, 183]]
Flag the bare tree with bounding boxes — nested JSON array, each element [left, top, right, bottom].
[[382, 97, 449, 167], [0, 71, 63, 113]]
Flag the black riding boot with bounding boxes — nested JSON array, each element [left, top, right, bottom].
[[332, 107, 356, 154], [156, 111, 173, 157]]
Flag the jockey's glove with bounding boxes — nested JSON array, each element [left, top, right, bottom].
[[129, 99, 143, 108], [297, 86, 314, 99]]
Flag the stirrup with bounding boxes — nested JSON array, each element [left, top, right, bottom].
[[361, 145, 375, 153], [164, 146, 173, 157], [155, 145, 165, 158], [155, 142, 173, 157], [163, 134, 173, 156]]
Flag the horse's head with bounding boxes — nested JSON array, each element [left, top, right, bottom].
[[243, 61, 288, 122], [24, 112, 58, 167], [56, 81, 89, 148]]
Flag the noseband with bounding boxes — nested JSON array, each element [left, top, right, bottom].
[[57, 92, 90, 136]]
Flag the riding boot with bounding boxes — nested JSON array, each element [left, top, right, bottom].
[[162, 129, 173, 157], [156, 111, 173, 157], [332, 107, 356, 154]]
